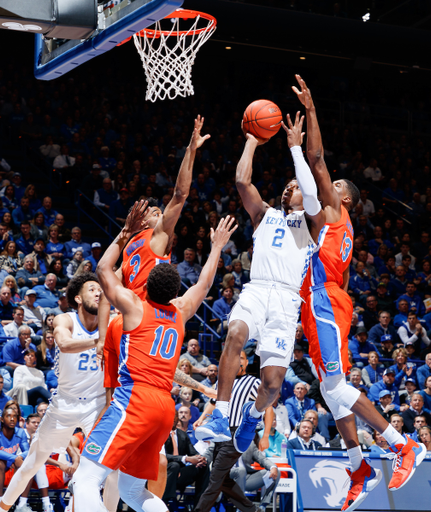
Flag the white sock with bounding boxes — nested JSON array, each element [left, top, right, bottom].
[[216, 401, 229, 418], [250, 403, 263, 419], [18, 497, 28, 507], [42, 496, 50, 509], [347, 446, 363, 472], [381, 425, 406, 447]]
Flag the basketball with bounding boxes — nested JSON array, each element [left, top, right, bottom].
[[242, 100, 283, 140]]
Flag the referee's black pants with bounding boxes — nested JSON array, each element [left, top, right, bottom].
[[194, 438, 256, 512]]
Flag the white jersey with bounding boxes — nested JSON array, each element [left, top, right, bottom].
[[54, 312, 104, 401], [250, 208, 315, 290]]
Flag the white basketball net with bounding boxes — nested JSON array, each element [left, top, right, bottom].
[[133, 14, 216, 102]]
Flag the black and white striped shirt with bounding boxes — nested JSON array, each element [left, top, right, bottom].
[[213, 374, 260, 428]]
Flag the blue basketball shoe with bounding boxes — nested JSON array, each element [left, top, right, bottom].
[[233, 401, 261, 453], [195, 409, 231, 442]]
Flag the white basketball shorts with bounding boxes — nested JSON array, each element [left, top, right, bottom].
[[229, 280, 300, 368]]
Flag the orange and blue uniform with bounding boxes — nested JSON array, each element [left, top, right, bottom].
[[84, 299, 184, 480], [45, 432, 85, 489], [122, 229, 170, 299], [300, 206, 354, 378]]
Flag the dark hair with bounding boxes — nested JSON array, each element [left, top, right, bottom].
[[66, 272, 99, 309], [147, 264, 181, 305], [342, 179, 360, 210], [13, 306, 24, 314], [26, 413, 40, 423]]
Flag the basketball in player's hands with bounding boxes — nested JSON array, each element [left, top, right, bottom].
[[242, 100, 282, 140]]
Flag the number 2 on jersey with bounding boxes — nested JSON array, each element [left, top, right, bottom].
[[272, 228, 285, 248], [78, 353, 98, 371], [150, 326, 178, 360], [129, 254, 141, 283]]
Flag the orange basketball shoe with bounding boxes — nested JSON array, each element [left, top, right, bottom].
[[388, 435, 427, 491], [341, 459, 382, 512]]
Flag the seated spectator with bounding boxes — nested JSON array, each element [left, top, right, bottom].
[[348, 368, 366, 390], [3, 400, 25, 428], [417, 353, 431, 390], [109, 188, 133, 226], [375, 282, 395, 315], [175, 388, 200, 425], [390, 414, 405, 435], [163, 411, 209, 508], [16, 256, 44, 291], [15, 221, 35, 256], [375, 389, 400, 421], [285, 418, 322, 451], [0, 223, 13, 253], [22, 185, 41, 214], [171, 359, 200, 403], [53, 214, 70, 244], [400, 378, 418, 410], [212, 287, 235, 333], [30, 212, 49, 242], [294, 323, 309, 353], [1, 185, 17, 211], [8, 348, 51, 406], [177, 248, 202, 286], [397, 282, 426, 318], [49, 293, 72, 316], [349, 262, 373, 299], [418, 426, 431, 451], [199, 364, 217, 404], [3, 307, 35, 339], [419, 375, 431, 411], [0, 374, 11, 410], [0, 286, 14, 322], [388, 347, 416, 386], [66, 250, 83, 280], [395, 242, 416, 269], [398, 312, 430, 358], [401, 393, 431, 433], [36, 330, 55, 374], [231, 259, 248, 290], [368, 368, 401, 405], [0, 241, 23, 276], [181, 339, 211, 382], [362, 351, 384, 388], [393, 299, 409, 329], [36, 196, 58, 227], [285, 344, 317, 386], [362, 296, 380, 330], [45, 225, 65, 260], [369, 430, 391, 455], [75, 260, 93, 276], [32, 274, 60, 310], [368, 227, 393, 256], [3, 276, 22, 304], [87, 242, 102, 271], [272, 392, 291, 438], [388, 266, 408, 298], [378, 334, 397, 360], [367, 311, 400, 346], [28, 238, 53, 274], [22, 289, 45, 332], [12, 197, 33, 226], [47, 258, 68, 289], [349, 326, 377, 362], [285, 382, 316, 429], [94, 178, 119, 212], [64, 227, 91, 260], [288, 409, 326, 446], [258, 417, 285, 457], [2, 325, 37, 373], [36, 402, 48, 418]]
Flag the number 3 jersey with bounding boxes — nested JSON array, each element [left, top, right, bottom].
[[54, 312, 104, 401], [251, 207, 315, 290], [119, 299, 184, 393], [122, 229, 171, 299]]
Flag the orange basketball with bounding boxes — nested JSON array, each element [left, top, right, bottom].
[[243, 100, 282, 140]]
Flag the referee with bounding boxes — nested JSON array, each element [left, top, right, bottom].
[[193, 350, 274, 512]]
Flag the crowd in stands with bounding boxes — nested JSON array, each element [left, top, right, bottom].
[[0, 59, 430, 507]]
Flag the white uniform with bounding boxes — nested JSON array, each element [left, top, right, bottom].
[[229, 208, 315, 368], [34, 312, 105, 453]]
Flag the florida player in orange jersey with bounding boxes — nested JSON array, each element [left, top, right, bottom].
[[72, 203, 237, 512], [290, 75, 426, 511]]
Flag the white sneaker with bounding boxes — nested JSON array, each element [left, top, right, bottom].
[[15, 504, 34, 512], [44, 503, 54, 512]]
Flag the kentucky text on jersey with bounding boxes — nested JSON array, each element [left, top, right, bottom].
[[265, 216, 303, 228], [154, 308, 177, 323], [126, 238, 145, 257]]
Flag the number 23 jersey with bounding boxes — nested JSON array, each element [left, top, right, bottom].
[[54, 312, 104, 401], [251, 207, 315, 289]]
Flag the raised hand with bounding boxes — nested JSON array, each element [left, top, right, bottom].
[[210, 215, 238, 249], [123, 200, 148, 236], [241, 120, 269, 146], [281, 111, 305, 148], [189, 115, 211, 151], [292, 74, 314, 110]]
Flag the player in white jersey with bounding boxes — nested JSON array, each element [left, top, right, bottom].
[[196, 118, 320, 453], [0, 273, 112, 512]]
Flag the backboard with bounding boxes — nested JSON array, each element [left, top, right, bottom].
[[34, 0, 183, 81]]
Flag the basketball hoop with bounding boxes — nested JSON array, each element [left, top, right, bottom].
[[132, 9, 217, 102]]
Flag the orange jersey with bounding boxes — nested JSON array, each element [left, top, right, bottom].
[[122, 229, 170, 298], [119, 299, 184, 393], [104, 314, 123, 389], [301, 206, 353, 296]]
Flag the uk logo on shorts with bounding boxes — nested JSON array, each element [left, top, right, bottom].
[[326, 361, 339, 372], [275, 338, 287, 351], [85, 442, 102, 455]]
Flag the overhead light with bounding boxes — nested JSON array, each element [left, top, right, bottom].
[[362, 13, 370, 22], [225, 46, 231, 50], [300, 56, 306, 60]]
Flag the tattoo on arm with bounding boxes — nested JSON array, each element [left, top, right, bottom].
[[174, 369, 203, 392]]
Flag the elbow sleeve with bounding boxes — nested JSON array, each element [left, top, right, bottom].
[[290, 146, 321, 216]]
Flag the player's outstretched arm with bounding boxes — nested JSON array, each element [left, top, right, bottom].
[[53, 314, 99, 353], [175, 216, 238, 322], [292, 74, 338, 209], [174, 369, 217, 399], [96, 201, 147, 330], [236, 130, 269, 227], [152, 116, 210, 254]]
